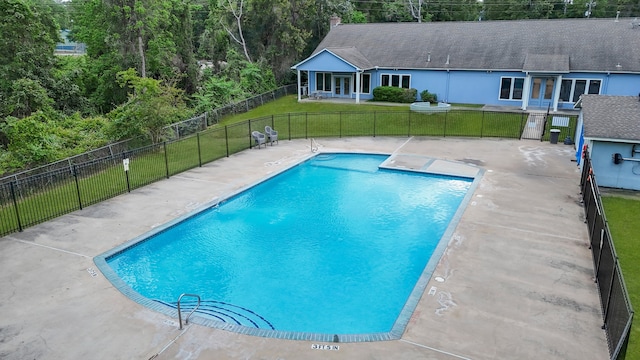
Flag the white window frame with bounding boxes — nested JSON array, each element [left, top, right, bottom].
[[499, 76, 525, 100], [381, 73, 411, 89], [353, 73, 372, 94], [558, 78, 602, 103], [315, 72, 332, 92]]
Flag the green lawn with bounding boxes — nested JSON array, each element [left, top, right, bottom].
[[0, 96, 536, 236], [602, 195, 640, 360], [217, 95, 411, 125]]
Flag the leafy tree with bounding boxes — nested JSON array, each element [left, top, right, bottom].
[[7, 78, 55, 118], [245, 0, 313, 82], [107, 69, 191, 143], [72, 0, 198, 111], [0, 0, 59, 117]]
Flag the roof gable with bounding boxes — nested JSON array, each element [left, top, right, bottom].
[[581, 95, 640, 141], [311, 19, 640, 73], [292, 48, 370, 71]]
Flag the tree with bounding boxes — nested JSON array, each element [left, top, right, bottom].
[[219, 0, 252, 62], [0, 0, 59, 117], [108, 69, 190, 143], [245, 0, 312, 82], [72, 0, 198, 111]]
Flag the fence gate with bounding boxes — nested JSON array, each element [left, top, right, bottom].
[[521, 112, 546, 140]]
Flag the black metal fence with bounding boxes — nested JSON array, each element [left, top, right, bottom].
[[581, 151, 634, 360], [0, 108, 575, 238], [0, 85, 297, 185]]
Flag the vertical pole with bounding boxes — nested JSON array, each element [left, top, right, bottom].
[[10, 181, 22, 232], [248, 120, 253, 148], [339, 112, 342, 138], [225, 126, 230, 157], [73, 165, 83, 210], [164, 142, 169, 179], [481, 111, 485, 138], [444, 110, 448, 137], [288, 114, 291, 141], [408, 110, 411, 137], [374, 111, 377, 137], [305, 113, 308, 139], [197, 132, 202, 167]]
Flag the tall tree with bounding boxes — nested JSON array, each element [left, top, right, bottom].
[[219, 0, 252, 62], [72, 0, 198, 111], [245, 0, 312, 82], [0, 0, 59, 117]]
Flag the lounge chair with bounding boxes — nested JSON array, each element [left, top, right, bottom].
[[265, 126, 278, 145], [252, 131, 266, 148]]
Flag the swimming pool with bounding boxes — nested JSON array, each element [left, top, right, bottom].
[[96, 153, 477, 342]]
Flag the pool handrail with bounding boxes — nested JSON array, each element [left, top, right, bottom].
[[177, 293, 201, 329]]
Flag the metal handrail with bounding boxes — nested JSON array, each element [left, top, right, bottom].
[[176, 293, 201, 330]]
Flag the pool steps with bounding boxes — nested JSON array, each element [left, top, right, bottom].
[[155, 299, 275, 330]]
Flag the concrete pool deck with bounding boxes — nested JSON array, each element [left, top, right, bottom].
[[0, 137, 608, 360]]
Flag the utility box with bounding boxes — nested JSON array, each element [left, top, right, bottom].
[[550, 129, 561, 144]]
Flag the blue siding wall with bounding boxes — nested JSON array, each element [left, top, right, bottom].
[[591, 141, 640, 190], [606, 74, 640, 96], [298, 50, 640, 106], [297, 52, 356, 72]]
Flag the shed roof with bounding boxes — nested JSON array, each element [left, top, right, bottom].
[[580, 95, 640, 141], [311, 19, 640, 73]]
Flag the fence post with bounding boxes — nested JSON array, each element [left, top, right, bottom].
[[519, 113, 525, 139], [481, 111, 485, 138], [340, 112, 342, 138], [248, 120, 253, 148], [288, 113, 291, 141], [374, 111, 377, 137], [164, 142, 170, 178], [10, 181, 22, 232], [444, 110, 448, 137], [305, 113, 308, 139], [225, 126, 230, 157], [408, 111, 411, 137], [197, 132, 202, 167], [73, 165, 83, 210]]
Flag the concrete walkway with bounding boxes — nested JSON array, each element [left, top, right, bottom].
[[0, 137, 608, 360]]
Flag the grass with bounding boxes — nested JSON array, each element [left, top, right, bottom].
[[0, 96, 550, 236], [217, 95, 411, 125], [601, 195, 640, 360]]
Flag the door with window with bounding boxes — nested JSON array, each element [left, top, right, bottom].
[[529, 77, 555, 108], [334, 76, 351, 97]]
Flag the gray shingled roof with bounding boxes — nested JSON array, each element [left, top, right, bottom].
[[580, 95, 640, 141], [327, 47, 373, 69], [313, 19, 640, 72]]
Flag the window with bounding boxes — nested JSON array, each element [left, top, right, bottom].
[[315, 72, 331, 92], [559, 79, 601, 103], [573, 80, 586, 102], [559, 79, 572, 102], [381, 74, 410, 89], [499, 77, 525, 100], [353, 73, 371, 94]]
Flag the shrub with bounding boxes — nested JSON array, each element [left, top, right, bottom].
[[373, 86, 417, 103], [420, 90, 438, 103]]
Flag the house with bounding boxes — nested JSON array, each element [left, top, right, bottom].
[[291, 18, 640, 111], [575, 94, 640, 190]]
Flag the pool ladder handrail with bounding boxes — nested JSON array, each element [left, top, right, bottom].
[[177, 293, 201, 330]]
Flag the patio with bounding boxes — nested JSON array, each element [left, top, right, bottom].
[[0, 137, 608, 360]]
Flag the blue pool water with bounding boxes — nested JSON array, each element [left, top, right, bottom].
[[101, 153, 472, 337]]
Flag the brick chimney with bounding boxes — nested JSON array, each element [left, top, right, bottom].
[[330, 15, 341, 28]]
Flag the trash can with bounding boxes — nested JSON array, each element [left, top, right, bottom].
[[550, 129, 561, 144]]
